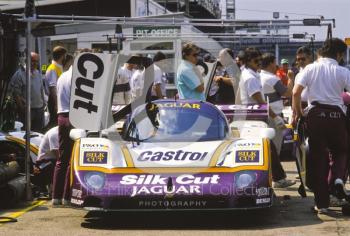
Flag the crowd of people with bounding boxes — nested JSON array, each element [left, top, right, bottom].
[[4, 37, 350, 213], [176, 38, 350, 214]]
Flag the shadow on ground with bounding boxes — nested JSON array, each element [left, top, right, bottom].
[[80, 194, 334, 230]]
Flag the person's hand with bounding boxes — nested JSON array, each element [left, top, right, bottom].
[[287, 69, 295, 80], [273, 116, 286, 129], [214, 76, 223, 82], [292, 112, 301, 128]]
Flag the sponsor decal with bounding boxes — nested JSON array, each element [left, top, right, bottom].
[[83, 151, 108, 164], [235, 150, 259, 163], [148, 102, 201, 111], [256, 187, 269, 197], [256, 197, 271, 204], [81, 143, 109, 150], [137, 150, 208, 162], [71, 189, 83, 198], [72, 53, 104, 114], [120, 174, 220, 197], [71, 198, 84, 205], [138, 200, 207, 208], [234, 142, 261, 148]]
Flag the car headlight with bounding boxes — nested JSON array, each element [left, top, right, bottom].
[[235, 173, 254, 188], [84, 172, 105, 190]]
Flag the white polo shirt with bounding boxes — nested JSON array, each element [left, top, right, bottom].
[[38, 126, 59, 161], [260, 70, 287, 114], [151, 64, 166, 97], [130, 68, 145, 99], [45, 61, 63, 87], [296, 57, 350, 112], [295, 67, 308, 103], [57, 66, 72, 114], [239, 67, 263, 104]]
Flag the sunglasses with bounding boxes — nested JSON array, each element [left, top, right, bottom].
[[191, 53, 199, 57], [296, 57, 306, 61]]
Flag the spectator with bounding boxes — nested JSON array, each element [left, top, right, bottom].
[[276, 58, 294, 86], [45, 46, 67, 128], [151, 51, 167, 100], [292, 38, 350, 214], [239, 47, 295, 188], [8, 52, 45, 132], [260, 53, 293, 155], [176, 42, 205, 100]]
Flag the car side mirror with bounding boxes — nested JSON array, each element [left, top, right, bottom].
[[69, 129, 86, 140]]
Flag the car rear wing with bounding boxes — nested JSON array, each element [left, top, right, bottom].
[[216, 104, 269, 123]]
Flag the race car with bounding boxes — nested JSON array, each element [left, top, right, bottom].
[[69, 99, 275, 211]]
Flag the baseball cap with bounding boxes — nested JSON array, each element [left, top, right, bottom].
[[281, 58, 289, 64]]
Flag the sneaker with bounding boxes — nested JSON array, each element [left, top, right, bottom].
[[62, 199, 71, 206], [313, 206, 329, 214], [52, 199, 62, 206], [274, 178, 296, 188], [330, 195, 347, 207], [334, 178, 347, 199]]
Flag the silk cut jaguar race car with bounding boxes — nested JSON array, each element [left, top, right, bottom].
[[66, 52, 276, 211], [69, 100, 275, 210]]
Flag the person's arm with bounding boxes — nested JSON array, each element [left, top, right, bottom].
[[49, 86, 57, 110], [195, 83, 204, 92], [214, 75, 233, 86], [251, 92, 277, 118], [154, 83, 163, 98], [292, 84, 304, 127]]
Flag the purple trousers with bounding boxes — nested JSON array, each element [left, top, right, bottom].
[[52, 113, 73, 200], [306, 105, 348, 208]]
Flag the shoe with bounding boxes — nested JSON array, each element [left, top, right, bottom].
[[313, 206, 329, 214], [62, 199, 70, 206], [274, 178, 296, 188], [52, 199, 62, 206], [330, 195, 347, 207], [334, 178, 347, 199]]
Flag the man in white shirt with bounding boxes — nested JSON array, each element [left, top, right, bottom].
[[52, 48, 90, 206], [113, 62, 135, 105], [260, 53, 293, 155], [293, 38, 350, 213], [130, 65, 145, 100], [239, 47, 295, 188], [38, 126, 59, 162], [294, 46, 313, 107], [151, 51, 167, 100]]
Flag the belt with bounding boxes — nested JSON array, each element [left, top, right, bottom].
[[58, 112, 69, 117], [114, 83, 131, 93], [311, 101, 341, 111]]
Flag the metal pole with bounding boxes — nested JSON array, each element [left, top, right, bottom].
[[25, 20, 33, 201], [146, 0, 149, 16], [275, 43, 279, 65]]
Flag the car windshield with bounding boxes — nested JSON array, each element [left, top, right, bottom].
[[126, 103, 228, 142]]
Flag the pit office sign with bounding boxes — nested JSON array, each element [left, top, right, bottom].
[[134, 26, 180, 38], [70, 53, 117, 131]]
